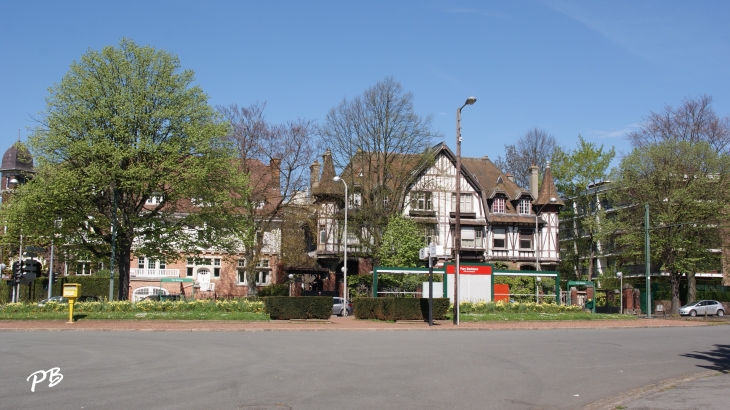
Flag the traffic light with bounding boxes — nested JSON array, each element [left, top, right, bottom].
[[19, 259, 41, 285], [11, 261, 23, 284]]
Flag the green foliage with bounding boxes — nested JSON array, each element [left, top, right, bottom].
[[262, 296, 332, 320], [608, 140, 730, 311], [0, 39, 250, 301], [376, 215, 424, 267], [1, 298, 265, 313], [552, 135, 616, 280], [459, 300, 583, 314], [258, 284, 289, 297], [0, 276, 120, 304], [353, 297, 450, 321]]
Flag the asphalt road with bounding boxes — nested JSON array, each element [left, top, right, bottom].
[[1, 326, 728, 410]]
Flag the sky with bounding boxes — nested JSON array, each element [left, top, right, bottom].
[[1, 0, 728, 171]]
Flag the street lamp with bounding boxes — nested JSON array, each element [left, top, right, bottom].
[[536, 276, 541, 303], [454, 96, 476, 325], [288, 273, 294, 297], [535, 197, 557, 271], [333, 175, 348, 316]]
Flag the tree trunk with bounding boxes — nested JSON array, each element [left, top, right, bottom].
[[670, 272, 681, 315], [687, 272, 696, 304], [117, 245, 131, 301]]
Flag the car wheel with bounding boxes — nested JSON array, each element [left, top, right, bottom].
[[689, 310, 697, 317], [717, 310, 725, 317]]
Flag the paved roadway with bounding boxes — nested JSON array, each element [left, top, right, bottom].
[[1, 326, 728, 409]]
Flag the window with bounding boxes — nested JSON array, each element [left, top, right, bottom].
[[159, 258, 166, 270], [256, 271, 270, 285], [319, 225, 327, 244], [186, 258, 194, 277], [475, 227, 483, 247], [519, 229, 533, 249], [492, 197, 505, 213], [493, 228, 506, 248], [238, 259, 246, 268], [146, 195, 163, 205], [451, 193, 473, 212], [413, 191, 432, 211], [213, 259, 221, 278], [518, 199, 531, 215], [256, 258, 270, 268], [423, 225, 437, 245], [351, 192, 362, 208], [237, 269, 247, 285], [461, 227, 475, 248], [138, 257, 145, 270]]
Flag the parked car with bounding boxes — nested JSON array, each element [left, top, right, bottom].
[[679, 300, 725, 317], [38, 296, 68, 306], [77, 295, 100, 303], [332, 297, 353, 317]]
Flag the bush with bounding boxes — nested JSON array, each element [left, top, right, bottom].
[[263, 296, 332, 320], [459, 300, 583, 314], [0, 299, 265, 314], [353, 297, 450, 321], [258, 284, 289, 297]]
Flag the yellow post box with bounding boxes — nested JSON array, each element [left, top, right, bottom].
[[63, 284, 81, 323]]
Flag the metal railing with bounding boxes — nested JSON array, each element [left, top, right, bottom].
[[130, 269, 180, 278]]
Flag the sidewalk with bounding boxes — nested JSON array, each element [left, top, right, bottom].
[[0, 315, 714, 332]]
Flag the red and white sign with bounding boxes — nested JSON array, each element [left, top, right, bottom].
[[445, 264, 492, 275]]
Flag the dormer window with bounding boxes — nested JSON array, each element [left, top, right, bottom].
[[413, 191, 432, 211], [518, 199, 531, 215], [492, 197, 505, 213], [351, 192, 362, 208]]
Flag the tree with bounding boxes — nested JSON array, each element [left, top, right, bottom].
[[627, 95, 730, 153], [1, 39, 249, 300], [494, 128, 557, 188], [319, 77, 441, 255], [218, 102, 318, 295], [375, 215, 426, 294], [551, 136, 615, 280], [608, 140, 730, 315], [627, 95, 730, 290]]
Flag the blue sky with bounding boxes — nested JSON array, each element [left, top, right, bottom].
[[1, 0, 728, 170]]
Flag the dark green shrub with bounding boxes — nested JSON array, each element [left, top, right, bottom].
[[263, 296, 332, 320], [258, 284, 289, 297], [0, 276, 119, 304], [352, 297, 449, 321]]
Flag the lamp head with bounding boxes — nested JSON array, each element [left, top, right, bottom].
[[465, 97, 477, 105], [536, 276, 542, 282], [549, 197, 557, 203], [333, 176, 341, 182]]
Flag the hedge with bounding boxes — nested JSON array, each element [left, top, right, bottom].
[[263, 296, 332, 320], [459, 300, 583, 314], [353, 297, 450, 321], [1, 276, 119, 304], [1, 299, 265, 313], [258, 284, 289, 297]]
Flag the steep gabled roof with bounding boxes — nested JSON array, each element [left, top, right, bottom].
[[535, 163, 565, 206]]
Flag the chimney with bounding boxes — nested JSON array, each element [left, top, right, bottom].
[[528, 164, 539, 199], [506, 173, 514, 183], [270, 158, 281, 193], [310, 159, 320, 190]]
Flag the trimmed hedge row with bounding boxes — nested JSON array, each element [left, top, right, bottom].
[[263, 296, 332, 320], [1, 299, 265, 313], [353, 297, 450, 321], [1, 276, 119, 304]]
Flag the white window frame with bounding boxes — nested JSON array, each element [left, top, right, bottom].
[[493, 227, 506, 249], [492, 197, 505, 213], [413, 191, 432, 211], [518, 199, 531, 215], [451, 193, 473, 212]]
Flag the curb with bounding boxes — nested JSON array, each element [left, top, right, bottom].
[[582, 370, 720, 410]]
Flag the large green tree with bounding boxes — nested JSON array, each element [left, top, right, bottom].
[[608, 140, 730, 314], [551, 135, 615, 280], [1, 39, 249, 300]]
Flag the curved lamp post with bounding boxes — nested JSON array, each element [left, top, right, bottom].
[[454, 96, 476, 325], [333, 176, 348, 315]]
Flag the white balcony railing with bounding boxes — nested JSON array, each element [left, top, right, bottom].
[[130, 269, 180, 278]]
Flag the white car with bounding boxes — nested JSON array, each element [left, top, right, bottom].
[[679, 300, 725, 317], [332, 297, 353, 317]]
